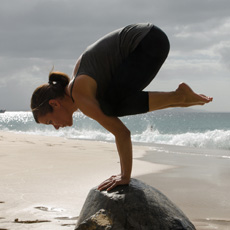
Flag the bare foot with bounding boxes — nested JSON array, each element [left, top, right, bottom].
[[175, 82, 213, 107]]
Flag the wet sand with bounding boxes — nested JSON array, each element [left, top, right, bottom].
[[136, 143, 230, 230], [0, 131, 229, 229]]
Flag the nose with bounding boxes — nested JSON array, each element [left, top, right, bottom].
[[53, 124, 60, 130]]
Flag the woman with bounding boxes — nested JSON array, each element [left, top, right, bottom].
[[31, 23, 212, 191]]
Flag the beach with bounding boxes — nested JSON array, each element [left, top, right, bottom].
[[0, 131, 229, 230]]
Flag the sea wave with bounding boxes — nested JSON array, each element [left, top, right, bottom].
[[132, 128, 230, 150], [5, 127, 230, 151], [1, 111, 230, 151]]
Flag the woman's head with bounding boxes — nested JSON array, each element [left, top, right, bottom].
[[31, 71, 70, 123]]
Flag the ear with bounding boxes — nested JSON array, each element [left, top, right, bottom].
[[49, 99, 61, 109]]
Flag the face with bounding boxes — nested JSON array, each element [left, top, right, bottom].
[[38, 100, 73, 130]]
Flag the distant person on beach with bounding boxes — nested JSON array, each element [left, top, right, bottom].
[[31, 23, 212, 191]]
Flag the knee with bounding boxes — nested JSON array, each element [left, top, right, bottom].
[[151, 27, 170, 60], [163, 34, 170, 59]]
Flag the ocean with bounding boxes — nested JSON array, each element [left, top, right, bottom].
[[1, 110, 230, 154]]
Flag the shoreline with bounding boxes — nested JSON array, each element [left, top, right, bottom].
[[0, 131, 229, 230], [136, 144, 230, 230]]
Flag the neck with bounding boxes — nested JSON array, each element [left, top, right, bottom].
[[61, 93, 79, 116], [64, 87, 79, 113]]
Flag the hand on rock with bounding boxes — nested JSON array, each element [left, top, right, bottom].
[[98, 174, 130, 191]]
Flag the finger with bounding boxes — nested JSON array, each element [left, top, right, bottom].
[[98, 175, 117, 187], [98, 178, 112, 188], [98, 180, 114, 191], [98, 182, 114, 191], [98, 182, 110, 191], [107, 181, 118, 191], [106, 178, 129, 191]]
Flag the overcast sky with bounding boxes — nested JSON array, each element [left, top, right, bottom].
[[0, 0, 230, 112]]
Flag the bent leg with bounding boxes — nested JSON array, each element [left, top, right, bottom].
[[103, 26, 170, 117], [148, 82, 213, 111], [113, 25, 170, 98], [104, 83, 212, 117], [115, 91, 149, 117]]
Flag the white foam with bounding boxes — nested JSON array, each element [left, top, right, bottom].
[[132, 128, 230, 151], [1, 112, 230, 152]]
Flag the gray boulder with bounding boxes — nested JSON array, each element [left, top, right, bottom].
[[75, 179, 196, 230]]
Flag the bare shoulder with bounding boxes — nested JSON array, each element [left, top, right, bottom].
[[75, 75, 97, 94], [70, 75, 102, 120], [68, 75, 97, 103]]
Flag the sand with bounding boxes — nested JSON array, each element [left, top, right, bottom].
[[136, 144, 230, 230], [0, 131, 229, 230]]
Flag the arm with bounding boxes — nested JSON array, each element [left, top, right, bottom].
[[73, 75, 133, 191], [81, 97, 133, 191]]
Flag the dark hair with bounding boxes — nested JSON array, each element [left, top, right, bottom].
[[31, 71, 70, 123]]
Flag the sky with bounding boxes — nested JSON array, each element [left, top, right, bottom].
[[0, 0, 230, 112]]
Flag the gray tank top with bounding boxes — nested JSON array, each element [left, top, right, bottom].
[[73, 23, 153, 100]]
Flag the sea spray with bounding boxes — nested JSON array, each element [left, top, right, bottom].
[[1, 111, 230, 151], [132, 128, 230, 150]]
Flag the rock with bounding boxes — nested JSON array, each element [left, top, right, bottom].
[[75, 179, 196, 230], [76, 209, 112, 230]]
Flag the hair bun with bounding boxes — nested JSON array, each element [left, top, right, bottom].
[[48, 71, 70, 88], [48, 80, 57, 85]]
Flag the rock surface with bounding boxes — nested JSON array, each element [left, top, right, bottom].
[[76, 209, 112, 230], [75, 179, 196, 230]]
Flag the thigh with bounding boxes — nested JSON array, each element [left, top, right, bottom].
[[99, 91, 149, 117], [115, 91, 149, 117], [115, 25, 170, 95], [100, 26, 170, 117]]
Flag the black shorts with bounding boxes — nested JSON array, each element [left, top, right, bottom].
[[100, 25, 170, 117]]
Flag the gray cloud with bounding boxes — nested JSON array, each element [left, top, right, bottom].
[[219, 45, 230, 70], [1, 0, 230, 58], [0, 0, 230, 111]]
